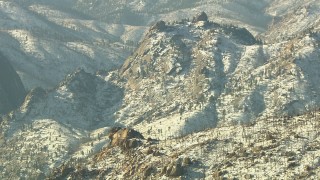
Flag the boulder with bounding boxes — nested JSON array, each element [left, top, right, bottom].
[[143, 166, 154, 177], [108, 128, 144, 149], [163, 162, 184, 177], [182, 157, 192, 166], [150, 21, 166, 31], [193, 12, 208, 22]]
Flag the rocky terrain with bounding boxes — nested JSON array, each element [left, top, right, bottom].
[[49, 110, 320, 180], [0, 0, 320, 179]]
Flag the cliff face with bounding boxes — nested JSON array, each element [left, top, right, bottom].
[[0, 53, 26, 114]]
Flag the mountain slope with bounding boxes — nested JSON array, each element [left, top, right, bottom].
[[49, 110, 320, 180], [2, 0, 317, 91], [0, 0, 274, 90], [265, 0, 320, 43], [0, 0, 136, 90], [113, 15, 320, 139], [0, 69, 123, 179]]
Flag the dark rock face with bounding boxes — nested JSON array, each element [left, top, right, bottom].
[[60, 68, 97, 94], [20, 87, 46, 111], [222, 25, 257, 45], [193, 11, 208, 22], [150, 21, 166, 31], [0, 53, 26, 114], [109, 128, 144, 150], [163, 163, 184, 177]]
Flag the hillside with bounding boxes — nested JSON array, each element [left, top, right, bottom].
[[115, 14, 320, 137], [2, 0, 317, 91], [0, 0, 274, 90], [0, 0, 138, 89], [49, 110, 320, 179], [0, 69, 123, 179]]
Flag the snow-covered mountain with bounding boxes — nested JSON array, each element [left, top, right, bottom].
[[1, 0, 274, 90], [0, 0, 140, 89], [116, 13, 320, 137], [1, 0, 320, 179], [264, 0, 320, 43], [2, 0, 317, 91], [0, 69, 123, 179]]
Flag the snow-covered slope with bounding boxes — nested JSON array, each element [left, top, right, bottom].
[[3, 0, 317, 91], [48, 109, 320, 180], [0, 0, 139, 90], [0, 69, 123, 179], [265, 0, 320, 43], [114, 15, 320, 139], [0, 0, 274, 90]]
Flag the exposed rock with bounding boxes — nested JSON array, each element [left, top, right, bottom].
[[108, 127, 122, 139], [145, 148, 154, 155], [284, 151, 296, 157], [225, 161, 233, 168], [193, 12, 208, 22], [252, 146, 263, 154], [161, 166, 167, 175], [150, 21, 166, 31], [163, 162, 184, 177], [60, 68, 97, 93], [182, 157, 192, 166], [152, 150, 161, 156], [143, 166, 154, 177], [212, 170, 225, 178], [0, 53, 26, 115], [109, 128, 144, 149], [288, 162, 299, 168], [20, 87, 46, 110], [266, 132, 276, 140], [287, 156, 296, 162]]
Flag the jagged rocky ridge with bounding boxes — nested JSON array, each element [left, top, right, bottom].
[[15, 68, 124, 130], [0, 69, 124, 179]]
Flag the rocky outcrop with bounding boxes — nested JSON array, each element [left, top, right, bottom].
[[108, 128, 144, 150], [150, 21, 166, 31], [0, 53, 26, 115], [161, 161, 184, 177], [60, 68, 97, 94], [20, 87, 46, 111], [193, 11, 208, 22]]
